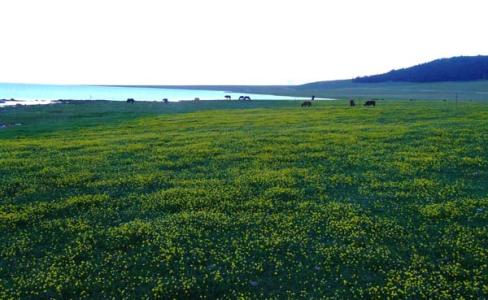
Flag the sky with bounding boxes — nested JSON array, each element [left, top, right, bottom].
[[1, 0, 487, 85]]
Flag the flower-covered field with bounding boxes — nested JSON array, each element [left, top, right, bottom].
[[1, 100, 487, 298]]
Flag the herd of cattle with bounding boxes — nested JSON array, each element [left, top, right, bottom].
[[126, 96, 378, 107], [301, 98, 377, 107], [126, 95, 251, 103]]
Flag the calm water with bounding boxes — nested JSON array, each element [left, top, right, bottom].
[[0, 83, 312, 106]]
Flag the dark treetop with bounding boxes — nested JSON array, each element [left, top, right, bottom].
[[353, 55, 488, 83]]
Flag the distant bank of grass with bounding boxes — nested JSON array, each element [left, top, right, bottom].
[[1, 100, 487, 298], [134, 79, 488, 101]]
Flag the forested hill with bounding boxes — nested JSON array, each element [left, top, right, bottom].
[[353, 55, 488, 83]]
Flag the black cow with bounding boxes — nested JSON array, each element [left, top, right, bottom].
[[301, 100, 312, 107], [127, 98, 135, 103], [364, 100, 376, 107]]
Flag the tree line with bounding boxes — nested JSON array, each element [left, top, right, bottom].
[[353, 55, 488, 83]]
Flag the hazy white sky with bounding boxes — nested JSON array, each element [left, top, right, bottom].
[[1, 0, 487, 85]]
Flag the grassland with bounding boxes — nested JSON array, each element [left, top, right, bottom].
[[127, 79, 488, 101], [1, 100, 488, 298]]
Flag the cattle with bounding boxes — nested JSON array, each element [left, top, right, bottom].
[[350, 99, 355, 107], [126, 98, 135, 103], [364, 100, 376, 107], [239, 96, 251, 101], [301, 100, 312, 107], [163, 98, 168, 103], [225, 95, 231, 100]]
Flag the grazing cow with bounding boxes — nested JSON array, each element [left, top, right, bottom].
[[127, 98, 135, 103], [194, 97, 200, 102], [225, 95, 231, 100], [364, 100, 376, 107], [301, 100, 312, 107], [350, 99, 355, 107], [163, 98, 168, 103], [244, 96, 251, 101]]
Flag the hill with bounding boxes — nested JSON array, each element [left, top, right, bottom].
[[117, 56, 488, 101], [120, 80, 488, 101], [353, 55, 488, 83], [295, 80, 488, 101]]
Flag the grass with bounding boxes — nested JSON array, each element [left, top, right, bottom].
[[131, 79, 488, 101], [1, 100, 487, 298]]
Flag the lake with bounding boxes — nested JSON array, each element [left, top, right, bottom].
[[0, 83, 314, 107]]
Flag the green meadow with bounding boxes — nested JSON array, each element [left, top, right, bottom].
[[144, 79, 488, 101], [1, 100, 487, 298]]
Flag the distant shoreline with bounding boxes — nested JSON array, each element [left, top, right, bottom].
[[103, 80, 488, 101], [3, 80, 488, 102], [0, 83, 313, 102], [0, 98, 335, 109]]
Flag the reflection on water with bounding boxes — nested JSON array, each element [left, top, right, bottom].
[[0, 99, 59, 107]]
